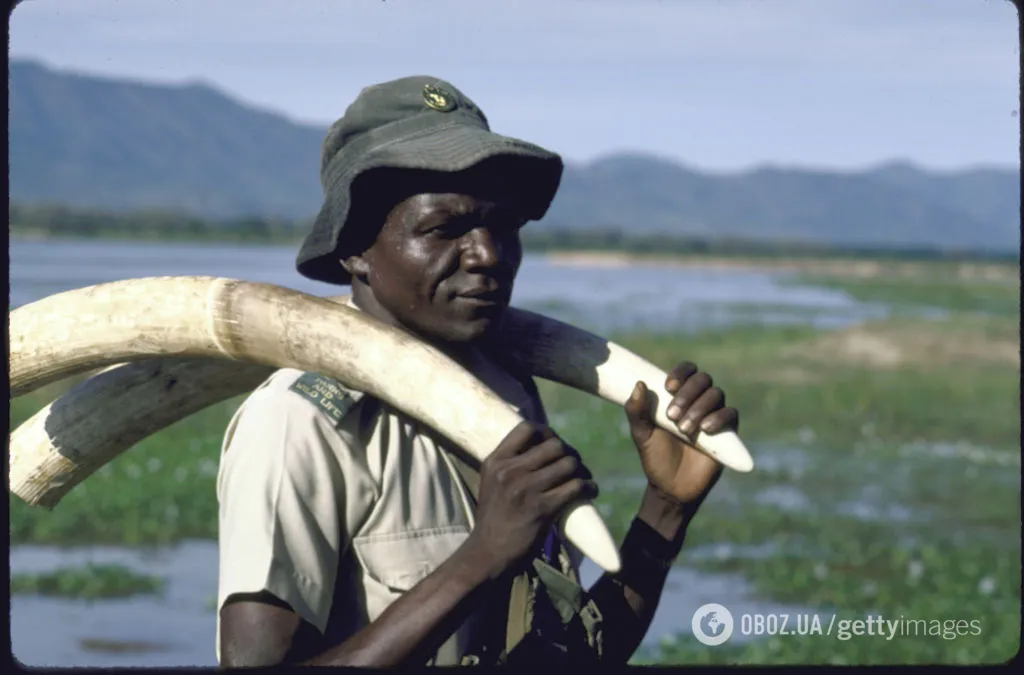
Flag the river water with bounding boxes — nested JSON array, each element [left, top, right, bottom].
[[9, 239, 880, 666], [8, 239, 885, 330]]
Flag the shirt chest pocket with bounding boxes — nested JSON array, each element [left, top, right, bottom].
[[352, 525, 471, 601]]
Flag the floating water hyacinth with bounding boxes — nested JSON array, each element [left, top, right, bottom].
[[10, 563, 165, 600], [907, 560, 924, 582], [658, 635, 678, 650], [897, 440, 1020, 467]]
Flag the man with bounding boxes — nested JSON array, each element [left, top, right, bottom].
[[215, 76, 739, 666]]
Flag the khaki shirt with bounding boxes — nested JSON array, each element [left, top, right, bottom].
[[215, 306, 577, 665]]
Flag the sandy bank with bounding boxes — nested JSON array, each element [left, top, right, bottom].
[[543, 251, 1020, 282]]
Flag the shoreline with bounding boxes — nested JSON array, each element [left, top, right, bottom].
[[11, 235, 1018, 281], [543, 250, 1021, 281]]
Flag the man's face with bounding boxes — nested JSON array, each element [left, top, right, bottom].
[[350, 185, 527, 346]]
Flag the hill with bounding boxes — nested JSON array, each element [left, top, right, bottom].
[[8, 60, 1020, 251], [9, 59, 323, 219]]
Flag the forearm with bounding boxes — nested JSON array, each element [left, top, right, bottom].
[[300, 545, 498, 667], [588, 485, 691, 662]]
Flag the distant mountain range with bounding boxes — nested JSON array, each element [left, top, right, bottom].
[[8, 59, 1020, 252]]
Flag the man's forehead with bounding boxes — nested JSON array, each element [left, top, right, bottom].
[[405, 191, 521, 217]]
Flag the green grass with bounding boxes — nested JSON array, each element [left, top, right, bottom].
[[10, 563, 165, 600], [793, 273, 1019, 317], [540, 316, 1020, 461], [7, 261, 1021, 664]]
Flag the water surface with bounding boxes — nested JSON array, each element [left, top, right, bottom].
[[9, 239, 886, 333], [10, 540, 815, 667]]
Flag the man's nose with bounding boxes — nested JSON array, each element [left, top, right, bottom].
[[462, 226, 503, 270]]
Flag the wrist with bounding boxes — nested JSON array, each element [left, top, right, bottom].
[[455, 533, 511, 586], [611, 516, 679, 599], [636, 484, 691, 545]]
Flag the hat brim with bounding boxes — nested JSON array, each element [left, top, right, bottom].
[[297, 123, 563, 286]]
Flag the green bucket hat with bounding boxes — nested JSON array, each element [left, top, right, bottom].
[[296, 75, 564, 285]]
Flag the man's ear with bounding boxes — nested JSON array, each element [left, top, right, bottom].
[[340, 254, 370, 280]]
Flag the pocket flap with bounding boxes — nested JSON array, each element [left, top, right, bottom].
[[353, 526, 470, 592]]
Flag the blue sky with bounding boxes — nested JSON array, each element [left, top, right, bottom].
[[9, 0, 1020, 172]]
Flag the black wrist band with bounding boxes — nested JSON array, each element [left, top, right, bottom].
[[612, 518, 679, 597]]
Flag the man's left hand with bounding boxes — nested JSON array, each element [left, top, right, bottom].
[[623, 361, 738, 511]]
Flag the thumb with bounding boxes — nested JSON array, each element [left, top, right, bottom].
[[624, 381, 657, 448]]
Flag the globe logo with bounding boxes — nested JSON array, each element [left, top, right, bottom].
[[691, 603, 734, 646], [701, 612, 726, 637]]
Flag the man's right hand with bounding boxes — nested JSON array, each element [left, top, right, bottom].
[[461, 421, 599, 580]]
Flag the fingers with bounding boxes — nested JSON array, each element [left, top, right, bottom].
[[698, 405, 740, 434], [542, 477, 600, 514], [664, 365, 739, 438], [665, 371, 714, 436], [486, 432, 597, 523], [677, 383, 723, 434], [514, 436, 571, 472], [506, 435, 593, 480], [665, 362, 698, 394], [624, 381, 656, 446], [531, 452, 585, 493], [562, 444, 594, 481], [492, 420, 555, 459]]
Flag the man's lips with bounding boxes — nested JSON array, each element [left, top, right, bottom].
[[456, 287, 509, 305]]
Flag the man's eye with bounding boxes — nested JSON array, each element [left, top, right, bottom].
[[494, 216, 528, 232], [428, 213, 524, 238], [434, 220, 472, 238]]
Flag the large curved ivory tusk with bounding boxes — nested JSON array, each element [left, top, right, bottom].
[[9, 309, 755, 507], [10, 278, 757, 570], [10, 299, 755, 504], [8, 277, 622, 572]]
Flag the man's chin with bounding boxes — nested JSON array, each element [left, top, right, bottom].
[[408, 307, 505, 348], [458, 314, 504, 343], [449, 306, 507, 342]]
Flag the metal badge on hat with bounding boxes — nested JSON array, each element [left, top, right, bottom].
[[423, 83, 456, 112]]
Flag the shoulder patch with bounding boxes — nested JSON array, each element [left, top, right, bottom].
[[288, 372, 360, 425]]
